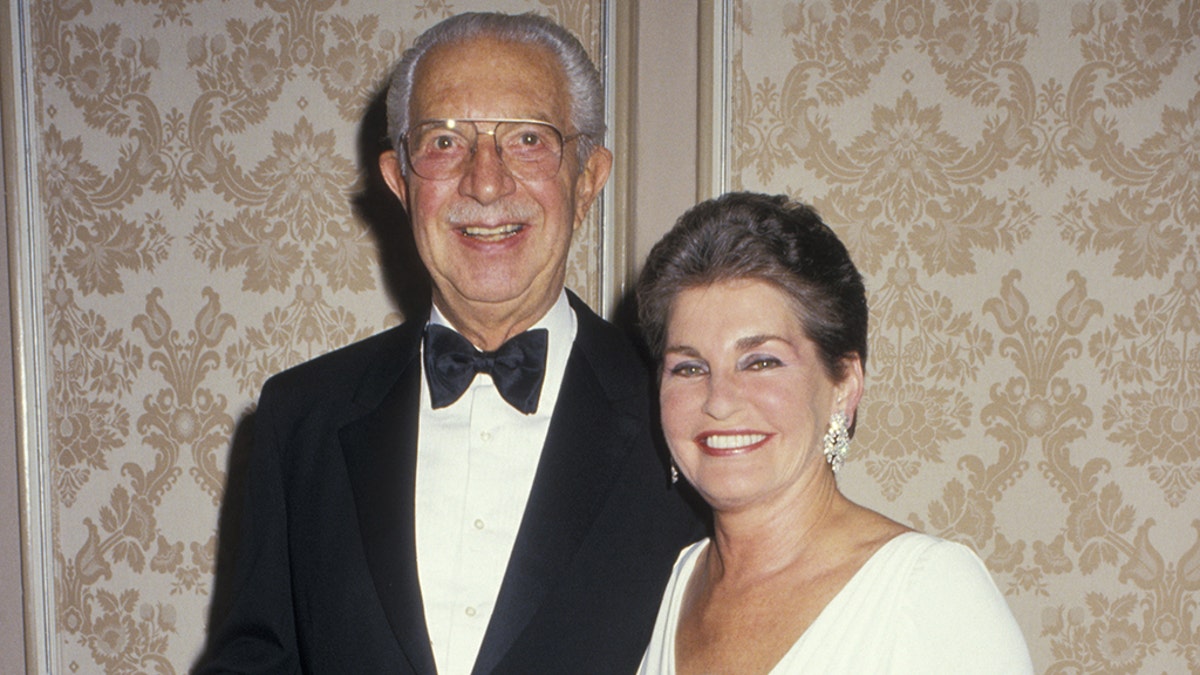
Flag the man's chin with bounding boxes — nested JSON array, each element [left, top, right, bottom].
[[437, 282, 549, 310]]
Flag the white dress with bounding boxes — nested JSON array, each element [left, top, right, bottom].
[[638, 531, 1034, 674]]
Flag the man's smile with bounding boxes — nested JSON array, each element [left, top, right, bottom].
[[459, 223, 525, 241]]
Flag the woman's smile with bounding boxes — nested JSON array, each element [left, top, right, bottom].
[[695, 431, 772, 456]]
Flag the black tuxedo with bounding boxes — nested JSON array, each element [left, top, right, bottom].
[[198, 293, 703, 673]]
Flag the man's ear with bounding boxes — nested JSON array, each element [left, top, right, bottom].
[[379, 149, 409, 210], [571, 146, 612, 230]]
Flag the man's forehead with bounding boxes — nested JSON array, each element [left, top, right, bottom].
[[409, 36, 570, 121]]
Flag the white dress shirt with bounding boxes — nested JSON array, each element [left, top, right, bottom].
[[415, 292, 576, 674]]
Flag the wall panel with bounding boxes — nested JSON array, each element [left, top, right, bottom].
[[709, 1, 1199, 672], [7, 1, 613, 671]]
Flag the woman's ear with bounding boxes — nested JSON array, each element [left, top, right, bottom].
[[836, 354, 865, 427]]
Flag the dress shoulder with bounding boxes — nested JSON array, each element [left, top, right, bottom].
[[889, 533, 1035, 674]]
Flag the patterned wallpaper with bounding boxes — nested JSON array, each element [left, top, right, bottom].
[[18, 0, 606, 671], [720, 1, 1199, 672], [15, 0, 1200, 672]]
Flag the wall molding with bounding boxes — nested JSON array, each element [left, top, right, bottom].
[[3, 0, 55, 671]]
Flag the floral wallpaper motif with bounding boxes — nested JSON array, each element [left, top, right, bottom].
[[24, 0, 607, 670], [20, 0, 1200, 672], [725, 1, 1199, 672]]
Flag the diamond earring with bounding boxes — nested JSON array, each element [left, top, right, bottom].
[[823, 411, 850, 474]]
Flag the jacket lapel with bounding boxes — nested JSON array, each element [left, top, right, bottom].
[[471, 297, 642, 674], [338, 319, 438, 674]]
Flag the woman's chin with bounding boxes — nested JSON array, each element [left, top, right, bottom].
[[691, 473, 774, 513]]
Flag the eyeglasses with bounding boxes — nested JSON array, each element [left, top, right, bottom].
[[401, 118, 581, 181]]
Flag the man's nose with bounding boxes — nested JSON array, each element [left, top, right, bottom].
[[458, 134, 516, 205]]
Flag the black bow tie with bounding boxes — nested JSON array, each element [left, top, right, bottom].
[[423, 324, 549, 414]]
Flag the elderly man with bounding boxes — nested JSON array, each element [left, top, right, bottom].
[[198, 12, 702, 675]]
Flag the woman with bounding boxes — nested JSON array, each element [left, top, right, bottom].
[[636, 192, 1033, 674]]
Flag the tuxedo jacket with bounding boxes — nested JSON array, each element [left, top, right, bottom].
[[198, 293, 704, 674]]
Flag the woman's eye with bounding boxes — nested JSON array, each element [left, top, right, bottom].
[[668, 362, 706, 377], [744, 356, 782, 371]]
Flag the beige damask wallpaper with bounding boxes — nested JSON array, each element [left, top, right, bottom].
[[14, 0, 608, 671], [719, 1, 1199, 673], [11, 0, 1199, 672]]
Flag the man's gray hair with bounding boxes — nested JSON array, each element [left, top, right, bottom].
[[385, 12, 605, 168]]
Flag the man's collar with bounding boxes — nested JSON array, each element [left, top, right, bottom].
[[428, 290, 572, 348]]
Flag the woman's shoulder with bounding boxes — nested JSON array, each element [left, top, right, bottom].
[[864, 531, 997, 591], [885, 532, 993, 580], [882, 532, 1035, 673], [835, 502, 914, 562]]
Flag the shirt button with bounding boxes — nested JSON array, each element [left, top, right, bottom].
[[465, 606, 477, 617], [480, 431, 492, 442], [474, 519, 485, 530]]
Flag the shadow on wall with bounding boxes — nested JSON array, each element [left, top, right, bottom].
[[353, 85, 432, 321], [196, 85, 432, 669]]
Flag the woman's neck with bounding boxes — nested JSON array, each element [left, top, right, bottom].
[[706, 475, 849, 584]]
